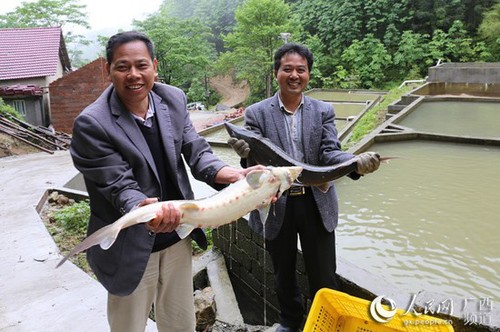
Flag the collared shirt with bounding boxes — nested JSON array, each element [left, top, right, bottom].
[[132, 94, 155, 128], [278, 94, 305, 163]]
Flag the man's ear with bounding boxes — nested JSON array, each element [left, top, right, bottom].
[[105, 62, 111, 82], [154, 58, 159, 80]]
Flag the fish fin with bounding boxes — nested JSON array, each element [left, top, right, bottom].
[[246, 170, 266, 189], [100, 235, 118, 250], [174, 203, 200, 239], [176, 223, 195, 239], [316, 183, 330, 193], [56, 223, 121, 268], [258, 203, 272, 224]]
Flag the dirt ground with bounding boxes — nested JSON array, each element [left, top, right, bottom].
[[0, 132, 39, 158], [209, 74, 250, 108]]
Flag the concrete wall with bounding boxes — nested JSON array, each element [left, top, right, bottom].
[[212, 218, 310, 325], [49, 58, 110, 133], [428, 62, 500, 84]]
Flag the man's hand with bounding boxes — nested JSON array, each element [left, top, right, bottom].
[[356, 152, 381, 175], [227, 138, 250, 158], [138, 198, 181, 233]]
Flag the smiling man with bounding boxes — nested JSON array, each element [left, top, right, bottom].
[[228, 43, 381, 332], [70, 31, 262, 332]]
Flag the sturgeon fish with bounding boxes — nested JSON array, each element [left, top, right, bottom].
[[225, 122, 392, 192], [56, 166, 302, 268]]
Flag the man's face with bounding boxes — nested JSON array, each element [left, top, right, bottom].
[[274, 53, 310, 97], [106, 40, 158, 107]]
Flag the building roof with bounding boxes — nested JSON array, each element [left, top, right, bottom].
[[0, 84, 44, 97], [0, 27, 71, 80]]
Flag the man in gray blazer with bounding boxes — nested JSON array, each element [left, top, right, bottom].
[[229, 43, 380, 332], [71, 31, 261, 332]]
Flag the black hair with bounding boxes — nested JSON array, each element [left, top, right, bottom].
[[273, 43, 314, 72], [106, 31, 155, 64]]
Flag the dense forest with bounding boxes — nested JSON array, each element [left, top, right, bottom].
[[1, 0, 500, 104]]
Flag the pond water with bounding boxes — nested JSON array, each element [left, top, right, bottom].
[[330, 102, 367, 118], [306, 90, 380, 102], [335, 140, 500, 300], [202, 118, 244, 142], [399, 100, 500, 138]]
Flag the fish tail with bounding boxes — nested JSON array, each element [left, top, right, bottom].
[[55, 223, 121, 268]]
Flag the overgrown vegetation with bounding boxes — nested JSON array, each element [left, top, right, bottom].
[[43, 199, 92, 274], [0, 98, 24, 120], [344, 85, 414, 149], [2, 0, 499, 104]]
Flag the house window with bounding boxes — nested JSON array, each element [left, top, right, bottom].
[[12, 100, 27, 116]]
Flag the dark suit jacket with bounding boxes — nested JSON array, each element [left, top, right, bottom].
[[244, 93, 358, 240], [70, 83, 226, 296]]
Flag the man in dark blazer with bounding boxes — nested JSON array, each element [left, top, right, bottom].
[[71, 31, 261, 332], [229, 43, 380, 332]]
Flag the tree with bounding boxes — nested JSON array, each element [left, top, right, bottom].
[[134, 12, 217, 103], [0, 0, 90, 65], [158, 0, 244, 53], [393, 30, 429, 79], [340, 34, 391, 88], [294, 0, 412, 54], [479, 2, 500, 60], [0, 0, 89, 28], [222, 0, 296, 101], [193, 0, 245, 53]]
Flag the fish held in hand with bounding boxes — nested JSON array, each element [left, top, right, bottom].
[[225, 122, 395, 192], [56, 166, 302, 268]]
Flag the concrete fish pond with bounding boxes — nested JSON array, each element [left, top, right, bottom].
[[204, 86, 500, 331]]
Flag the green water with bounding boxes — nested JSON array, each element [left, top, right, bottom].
[[335, 140, 500, 300], [306, 90, 379, 102], [202, 118, 244, 142], [335, 119, 348, 131], [330, 103, 366, 118], [399, 101, 500, 138], [211, 146, 241, 168]]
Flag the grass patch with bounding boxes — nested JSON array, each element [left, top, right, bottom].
[[41, 197, 93, 276], [344, 85, 413, 149], [41, 194, 213, 276]]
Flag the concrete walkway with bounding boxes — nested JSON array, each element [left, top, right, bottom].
[[0, 151, 157, 331]]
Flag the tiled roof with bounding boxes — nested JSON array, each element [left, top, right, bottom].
[[0, 27, 65, 80], [0, 84, 44, 96]]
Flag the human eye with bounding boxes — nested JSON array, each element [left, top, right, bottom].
[[114, 63, 129, 72]]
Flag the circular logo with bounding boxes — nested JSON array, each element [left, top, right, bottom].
[[369, 295, 397, 323]]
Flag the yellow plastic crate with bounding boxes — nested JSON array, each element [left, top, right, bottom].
[[304, 288, 454, 332]]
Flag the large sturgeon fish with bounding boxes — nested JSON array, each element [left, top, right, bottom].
[[225, 122, 392, 192], [56, 166, 302, 268]]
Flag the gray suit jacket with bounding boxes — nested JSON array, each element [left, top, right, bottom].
[[70, 83, 226, 296], [244, 93, 357, 240]]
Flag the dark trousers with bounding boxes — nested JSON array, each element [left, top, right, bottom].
[[266, 189, 338, 329]]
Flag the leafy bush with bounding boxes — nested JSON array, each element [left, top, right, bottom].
[[192, 228, 213, 255], [53, 200, 90, 234], [0, 98, 23, 120]]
